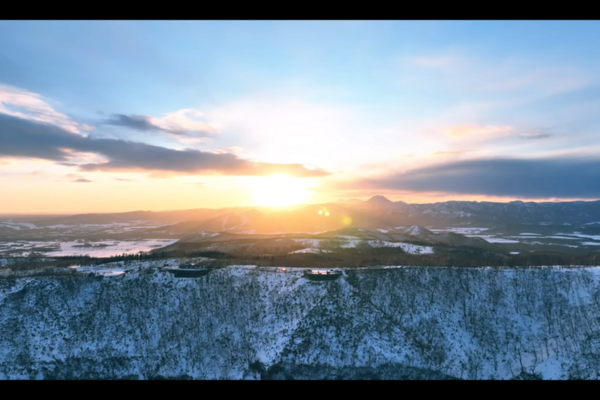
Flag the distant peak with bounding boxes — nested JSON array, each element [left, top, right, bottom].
[[367, 195, 393, 203]]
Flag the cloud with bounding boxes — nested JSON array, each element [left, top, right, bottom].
[[443, 124, 513, 139], [64, 173, 92, 183], [0, 112, 85, 161], [114, 178, 133, 182], [0, 84, 93, 134], [428, 149, 473, 157], [0, 113, 328, 178], [519, 132, 552, 140], [352, 157, 600, 198], [105, 114, 161, 132], [105, 108, 219, 137]]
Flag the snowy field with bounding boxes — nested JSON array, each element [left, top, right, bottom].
[[361, 241, 434, 254], [429, 227, 600, 247], [0, 221, 40, 230], [0, 220, 167, 233], [0, 239, 178, 258], [429, 227, 490, 235], [289, 248, 333, 254], [291, 238, 433, 254], [467, 235, 521, 244]]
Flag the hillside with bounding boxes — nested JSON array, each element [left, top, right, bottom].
[[1, 266, 600, 379]]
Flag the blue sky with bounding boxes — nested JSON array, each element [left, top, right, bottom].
[[2, 21, 600, 212]]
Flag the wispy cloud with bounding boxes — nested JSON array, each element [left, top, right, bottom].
[[105, 108, 219, 138], [0, 84, 93, 134], [519, 132, 552, 140], [427, 149, 473, 157], [105, 114, 161, 132], [73, 178, 93, 183], [443, 124, 513, 139]]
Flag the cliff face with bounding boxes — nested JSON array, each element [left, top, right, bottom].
[[1, 266, 600, 379]]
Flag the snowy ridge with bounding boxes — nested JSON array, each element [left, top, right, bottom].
[[1, 266, 600, 379]]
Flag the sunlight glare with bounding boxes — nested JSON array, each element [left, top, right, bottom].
[[243, 174, 314, 207]]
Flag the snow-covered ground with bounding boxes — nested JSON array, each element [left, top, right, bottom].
[[559, 233, 600, 241], [507, 235, 579, 240], [2, 265, 600, 379], [0, 221, 40, 230], [290, 238, 433, 254], [467, 235, 520, 244], [429, 228, 600, 247], [292, 239, 324, 247], [46, 239, 178, 257], [289, 248, 333, 254], [0, 239, 177, 258], [364, 241, 434, 254], [0, 219, 169, 238], [430, 227, 490, 235]]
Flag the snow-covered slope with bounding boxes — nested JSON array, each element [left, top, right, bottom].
[[1, 266, 600, 379]]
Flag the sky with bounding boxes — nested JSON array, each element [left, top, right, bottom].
[[2, 20, 600, 213]]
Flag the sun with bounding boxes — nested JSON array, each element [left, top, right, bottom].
[[242, 174, 314, 207]]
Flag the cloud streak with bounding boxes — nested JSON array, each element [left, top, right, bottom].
[[353, 158, 600, 198], [443, 124, 513, 139], [106, 114, 166, 132], [0, 113, 328, 178], [0, 84, 93, 134], [519, 132, 552, 140], [105, 108, 219, 137]]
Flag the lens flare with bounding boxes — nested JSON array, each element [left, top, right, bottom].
[[318, 207, 330, 216]]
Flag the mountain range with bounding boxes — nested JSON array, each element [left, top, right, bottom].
[[2, 196, 600, 241]]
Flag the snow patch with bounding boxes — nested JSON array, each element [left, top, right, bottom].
[[469, 235, 520, 244], [289, 248, 333, 254], [430, 227, 489, 235]]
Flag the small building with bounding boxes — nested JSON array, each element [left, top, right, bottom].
[[303, 269, 342, 281]]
